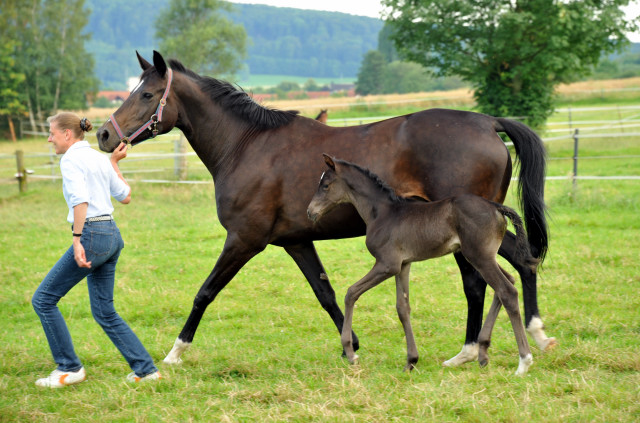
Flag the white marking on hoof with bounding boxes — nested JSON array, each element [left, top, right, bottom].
[[163, 338, 191, 364], [515, 353, 533, 376], [527, 317, 558, 351], [443, 343, 479, 367], [349, 354, 359, 365]]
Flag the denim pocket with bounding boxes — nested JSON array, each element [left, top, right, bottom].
[[88, 229, 115, 257]]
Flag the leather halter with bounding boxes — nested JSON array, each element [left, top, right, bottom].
[[109, 68, 173, 146]]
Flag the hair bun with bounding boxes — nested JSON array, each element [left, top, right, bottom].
[[80, 117, 93, 132]]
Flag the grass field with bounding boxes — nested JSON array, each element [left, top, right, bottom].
[[1, 94, 639, 421]]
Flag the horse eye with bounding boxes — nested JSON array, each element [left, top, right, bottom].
[[322, 184, 329, 191], [142, 92, 153, 99]]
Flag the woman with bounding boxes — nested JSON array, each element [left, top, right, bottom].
[[32, 112, 160, 387]]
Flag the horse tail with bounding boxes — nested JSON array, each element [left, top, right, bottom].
[[495, 117, 548, 262], [495, 203, 540, 271]]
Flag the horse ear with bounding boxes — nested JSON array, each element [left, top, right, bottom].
[[137, 51, 152, 71], [153, 50, 167, 78], [323, 154, 335, 170]]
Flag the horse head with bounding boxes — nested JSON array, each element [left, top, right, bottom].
[[97, 51, 179, 152], [307, 154, 349, 222]]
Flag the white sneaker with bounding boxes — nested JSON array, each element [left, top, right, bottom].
[[126, 371, 162, 383], [35, 367, 86, 388]]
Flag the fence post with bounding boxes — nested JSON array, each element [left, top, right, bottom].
[[15, 150, 27, 193], [174, 134, 187, 181], [572, 128, 579, 191]]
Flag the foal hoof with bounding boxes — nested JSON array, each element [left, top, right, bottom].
[[515, 353, 533, 376], [478, 356, 489, 368], [348, 354, 359, 365]]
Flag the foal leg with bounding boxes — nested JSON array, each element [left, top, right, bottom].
[[442, 253, 486, 367], [499, 231, 556, 351], [395, 263, 418, 371], [164, 235, 264, 364], [477, 265, 514, 367], [342, 261, 396, 365], [472, 259, 533, 376], [284, 242, 359, 353]]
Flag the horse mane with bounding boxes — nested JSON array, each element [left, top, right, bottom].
[[168, 59, 299, 130], [338, 159, 419, 204]]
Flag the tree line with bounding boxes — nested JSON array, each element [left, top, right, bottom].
[[2, 0, 638, 140]]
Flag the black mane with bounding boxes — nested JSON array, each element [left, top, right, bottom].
[[339, 159, 423, 203], [168, 60, 299, 130]]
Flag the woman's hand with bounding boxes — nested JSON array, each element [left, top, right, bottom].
[[110, 142, 128, 163], [73, 239, 92, 268]]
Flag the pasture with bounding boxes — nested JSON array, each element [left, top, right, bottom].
[[1, 105, 639, 421]]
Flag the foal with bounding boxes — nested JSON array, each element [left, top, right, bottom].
[[307, 155, 539, 375]]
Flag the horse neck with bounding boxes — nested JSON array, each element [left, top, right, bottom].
[[341, 172, 391, 225], [174, 81, 249, 180]]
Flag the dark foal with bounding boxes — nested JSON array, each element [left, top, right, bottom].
[[308, 155, 539, 375]]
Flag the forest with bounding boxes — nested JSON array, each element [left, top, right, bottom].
[[85, 0, 383, 89]]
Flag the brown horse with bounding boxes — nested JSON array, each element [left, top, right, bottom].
[[315, 109, 328, 123], [96, 51, 554, 366], [308, 155, 538, 375]]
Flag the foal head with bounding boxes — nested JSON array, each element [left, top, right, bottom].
[[307, 155, 350, 222]]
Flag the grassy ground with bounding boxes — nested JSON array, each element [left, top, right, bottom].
[[1, 94, 639, 421]]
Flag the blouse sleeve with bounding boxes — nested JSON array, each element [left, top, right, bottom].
[[109, 165, 131, 202], [61, 158, 89, 207]]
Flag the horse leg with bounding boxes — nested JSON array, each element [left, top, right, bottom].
[[284, 242, 359, 353], [342, 261, 397, 365], [477, 266, 513, 367], [471, 259, 533, 376], [499, 231, 557, 351], [164, 235, 264, 364], [395, 263, 418, 371], [442, 253, 486, 367]]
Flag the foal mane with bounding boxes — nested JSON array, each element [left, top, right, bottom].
[[339, 160, 417, 204], [168, 60, 299, 130]]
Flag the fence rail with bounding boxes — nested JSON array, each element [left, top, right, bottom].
[[3, 111, 639, 191]]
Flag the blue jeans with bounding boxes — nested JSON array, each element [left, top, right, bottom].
[[32, 220, 157, 377]]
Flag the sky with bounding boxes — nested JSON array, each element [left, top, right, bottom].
[[231, 0, 640, 42]]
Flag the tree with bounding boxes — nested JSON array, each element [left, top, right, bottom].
[[355, 50, 387, 95], [382, 0, 640, 128], [154, 0, 248, 78], [0, 2, 27, 141], [382, 61, 432, 94], [4, 0, 99, 133]]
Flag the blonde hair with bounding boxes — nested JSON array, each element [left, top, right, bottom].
[[47, 112, 93, 139]]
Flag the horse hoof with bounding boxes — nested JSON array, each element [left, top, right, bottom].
[[164, 338, 190, 364], [515, 353, 533, 376], [163, 356, 183, 365], [443, 343, 479, 367], [348, 354, 359, 365], [478, 357, 489, 368], [542, 337, 558, 352]]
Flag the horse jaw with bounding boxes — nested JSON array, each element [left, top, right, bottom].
[[164, 338, 191, 364]]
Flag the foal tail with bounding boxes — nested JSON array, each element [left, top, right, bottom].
[[495, 117, 548, 262], [495, 203, 540, 271]]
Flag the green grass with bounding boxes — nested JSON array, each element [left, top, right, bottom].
[[1, 104, 639, 421]]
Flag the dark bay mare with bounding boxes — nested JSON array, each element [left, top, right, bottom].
[[96, 51, 555, 366], [308, 155, 539, 375]]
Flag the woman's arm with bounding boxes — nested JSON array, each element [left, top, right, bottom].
[[110, 142, 131, 204]]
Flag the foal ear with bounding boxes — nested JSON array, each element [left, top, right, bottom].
[[322, 154, 336, 170], [153, 50, 168, 78], [137, 51, 152, 71]]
